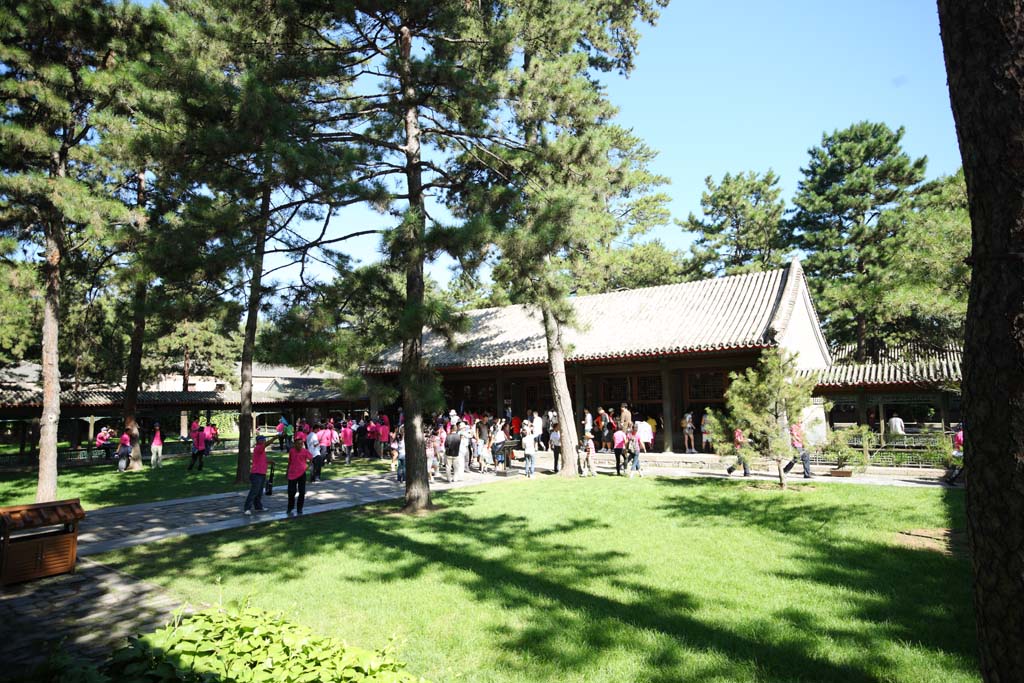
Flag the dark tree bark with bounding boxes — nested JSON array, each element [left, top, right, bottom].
[[398, 20, 431, 513], [123, 280, 147, 471], [237, 185, 270, 484], [937, 2, 1024, 680], [124, 171, 148, 472], [542, 306, 578, 477]]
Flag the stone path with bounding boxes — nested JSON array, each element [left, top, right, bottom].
[[0, 557, 188, 671], [77, 469, 504, 556]]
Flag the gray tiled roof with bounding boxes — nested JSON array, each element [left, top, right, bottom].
[[369, 260, 810, 372], [830, 342, 962, 366], [803, 357, 962, 389]]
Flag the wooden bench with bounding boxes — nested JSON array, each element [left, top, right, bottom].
[[0, 499, 86, 586]]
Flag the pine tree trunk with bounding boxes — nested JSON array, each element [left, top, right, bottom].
[[542, 306, 578, 477], [36, 217, 61, 503], [36, 146, 66, 503], [124, 280, 147, 471], [180, 346, 190, 438], [937, 2, 1024, 680], [237, 187, 269, 484], [398, 21, 430, 513]]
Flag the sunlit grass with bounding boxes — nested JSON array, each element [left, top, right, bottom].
[[101, 477, 978, 683], [0, 452, 390, 509]]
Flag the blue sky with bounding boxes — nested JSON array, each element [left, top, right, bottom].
[[607, 0, 961, 252], [279, 0, 962, 287]]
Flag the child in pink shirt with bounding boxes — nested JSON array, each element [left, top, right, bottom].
[[287, 434, 313, 515]]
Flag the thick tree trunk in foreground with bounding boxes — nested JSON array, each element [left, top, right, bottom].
[[542, 306, 578, 477], [937, 2, 1024, 680], [124, 280, 147, 471], [36, 219, 62, 503], [398, 22, 430, 513], [237, 187, 270, 484]]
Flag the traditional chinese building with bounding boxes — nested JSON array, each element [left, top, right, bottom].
[[367, 258, 833, 451]]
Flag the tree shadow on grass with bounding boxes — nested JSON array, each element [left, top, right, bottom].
[[652, 477, 977, 676], [98, 483, 956, 683]]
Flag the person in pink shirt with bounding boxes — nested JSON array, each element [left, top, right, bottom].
[[287, 433, 313, 515], [341, 422, 354, 464], [380, 412, 390, 428], [150, 422, 164, 468], [378, 420, 390, 463], [367, 420, 381, 459], [783, 421, 812, 478], [726, 427, 750, 477], [612, 425, 627, 475], [188, 423, 207, 471], [116, 432, 132, 472], [244, 435, 270, 514], [95, 427, 115, 459]]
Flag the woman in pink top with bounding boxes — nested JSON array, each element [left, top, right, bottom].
[[341, 423, 354, 464], [612, 426, 627, 475], [150, 422, 164, 469], [244, 435, 270, 514], [287, 433, 313, 515]]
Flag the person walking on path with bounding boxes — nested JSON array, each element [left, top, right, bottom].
[[522, 421, 537, 478], [726, 427, 751, 477], [116, 432, 131, 472], [307, 425, 323, 483], [341, 421, 354, 464], [150, 422, 164, 468], [627, 424, 645, 478], [549, 423, 562, 473], [445, 421, 466, 482], [612, 424, 627, 475], [286, 433, 313, 515], [701, 413, 712, 453], [276, 417, 287, 451], [244, 435, 269, 514], [682, 412, 696, 454], [188, 423, 207, 471], [580, 431, 596, 477], [582, 409, 593, 440], [619, 403, 633, 433], [783, 421, 813, 478], [636, 417, 654, 453]]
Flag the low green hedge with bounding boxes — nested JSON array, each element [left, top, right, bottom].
[[16, 605, 428, 683]]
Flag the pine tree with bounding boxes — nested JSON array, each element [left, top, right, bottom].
[[682, 170, 788, 277], [164, 0, 364, 483], [0, 0, 144, 501], [704, 349, 815, 489], [789, 122, 927, 361]]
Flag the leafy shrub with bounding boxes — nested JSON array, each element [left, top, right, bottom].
[[102, 604, 428, 683], [823, 426, 872, 471]]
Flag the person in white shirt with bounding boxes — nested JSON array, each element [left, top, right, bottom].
[[532, 410, 545, 450], [549, 424, 562, 472], [888, 413, 906, 436], [636, 418, 654, 451]]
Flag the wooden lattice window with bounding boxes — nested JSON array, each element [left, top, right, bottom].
[[602, 377, 629, 403], [688, 371, 725, 401], [637, 375, 662, 401]]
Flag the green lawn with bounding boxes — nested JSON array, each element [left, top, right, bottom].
[[100, 477, 978, 683], [0, 452, 390, 510]]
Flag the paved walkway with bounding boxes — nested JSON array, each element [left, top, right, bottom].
[[77, 469, 504, 556]]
